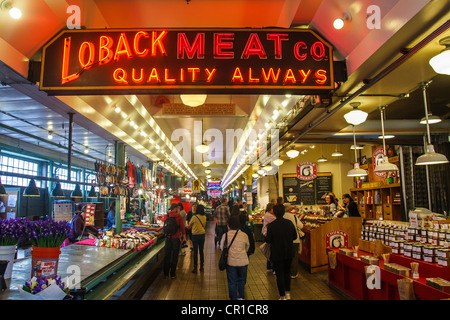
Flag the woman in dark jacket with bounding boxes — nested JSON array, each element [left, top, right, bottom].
[[342, 194, 360, 217], [265, 204, 297, 300]]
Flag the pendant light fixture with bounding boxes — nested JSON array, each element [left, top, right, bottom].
[[195, 119, 210, 154], [344, 102, 368, 126], [51, 182, 65, 198], [71, 184, 83, 198], [374, 106, 399, 173], [87, 185, 98, 199], [1, 0, 22, 19], [331, 145, 343, 157], [347, 125, 368, 177], [286, 146, 299, 159], [180, 94, 207, 107], [24, 179, 40, 197], [416, 82, 449, 166], [273, 158, 284, 166], [317, 145, 328, 162], [420, 114, 442, 125], [429, 36, 450, 75], [263, 164, 273, 172]]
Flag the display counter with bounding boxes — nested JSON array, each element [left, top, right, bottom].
[[299, 217, 362, 273], [0, 236, 165, 300], [327, 247, 450, 300]]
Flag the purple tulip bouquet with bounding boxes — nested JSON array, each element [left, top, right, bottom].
[[0, 218, 32, 246], [29, 218, 70, 248]]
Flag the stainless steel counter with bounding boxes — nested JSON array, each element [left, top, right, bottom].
[[0, 244, 129, 300]]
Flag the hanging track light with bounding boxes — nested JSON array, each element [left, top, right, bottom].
[[347, 125, 368, 177]]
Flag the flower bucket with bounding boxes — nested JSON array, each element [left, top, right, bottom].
[[0, 245, 17, 279], [31, 246, 61, 279]]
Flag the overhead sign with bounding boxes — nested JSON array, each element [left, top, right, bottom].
[[39, 28, 335, 95], [296, 161, 317, 181]]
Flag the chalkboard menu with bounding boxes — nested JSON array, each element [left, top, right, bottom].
[[283, 175, 300, 204], [315, 173, 333, 204], [282, 173, 332, 205]]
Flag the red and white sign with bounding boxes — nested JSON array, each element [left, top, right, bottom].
[[85, 204, 96, 226], [326, 230, 349, 248], [296, 161, 317, 181], [373, 147, 387, 178]]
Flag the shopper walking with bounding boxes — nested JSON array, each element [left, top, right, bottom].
[[265, 204, 297, 300], [214, 198, 230, 249], [283, 206, 304, 278], [262, 203, 275, 272], [220, 215, 250, 300], [188, 204, 207, 273], [163, 203, 186, 279], [186, 202, 197, 250], [178, 203, 187, 256]]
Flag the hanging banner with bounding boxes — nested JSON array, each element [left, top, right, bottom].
[[40, 28, 334, 95]]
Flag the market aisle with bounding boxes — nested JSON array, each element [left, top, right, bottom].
[[141, 221, 345, 300]]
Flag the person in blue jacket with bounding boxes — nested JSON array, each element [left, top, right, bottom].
[[106, 201, 116, 229]]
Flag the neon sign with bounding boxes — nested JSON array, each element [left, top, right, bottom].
[[40, 28, 335, 95]]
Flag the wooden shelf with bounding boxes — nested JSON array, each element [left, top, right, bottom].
[[350, 184, 402, 221]]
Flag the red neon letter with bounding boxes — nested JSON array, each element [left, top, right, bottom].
[[205, 68, 216, 82], [187, 67, 200, 82], [180, 68, 185, 82], [283, 69, 297, 84], [315, 69, 328, 84], [262, 68, 280, 83], [78, 41, 95, 69], [61, 37, 79, 85], [267, 33, 288, 59], [164, 68, 176, 84], [311, 41, 326, 61], [214, 33, 234, 59], [231, 67, 244, 82], [132, 68, 144, 83], [241, 33, 267, 59], [177, 33, 205, 59], [114, 33, 133, 61], [147, 68, 160, 83], [151, 31, 168, 56], [99, 36, 113, 65], [294, 41, 307, 61], [299, 69, 311, 83], [134, 31, 150, 57], [248, 68, 260, 83], [113, 68, 128, 84]]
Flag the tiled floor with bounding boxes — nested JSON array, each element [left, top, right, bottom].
[[141, 222, 346, 300]]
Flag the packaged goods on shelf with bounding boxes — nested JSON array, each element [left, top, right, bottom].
[[426, 278, 450, 293], [384, 263, 411, 277], [360, 255, 379, 265]]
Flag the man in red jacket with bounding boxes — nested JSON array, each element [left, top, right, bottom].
[[163, 203, 186, 279]]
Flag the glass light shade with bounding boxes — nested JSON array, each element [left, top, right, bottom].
[[286, 149, 299, 158], [347, 163, 368, 177], [420, 114, 442, 124], [252, 173, 259, 178], [51, 182, 65, 198], [205, 169, 211, 174], [273, 159, 284, 166], [180, 94, 207, 107], [344, 109, 368, 125], [24, 179, 40, 197], [429, 48, 450, 75], [415, 144, 449, 165], [350, 144, 363, 150], [202, 161, 210, 167], [378, 135, 395, 139], [374, 156, 399, 172], [263, 165, 273, 171], [257, 169, 265, 175], [333, 18, 344, 30], [317, 156, 328, 162], [195, 143, 209, 153], [332, 151, 343, 157], [9, 7, 22, 19]]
